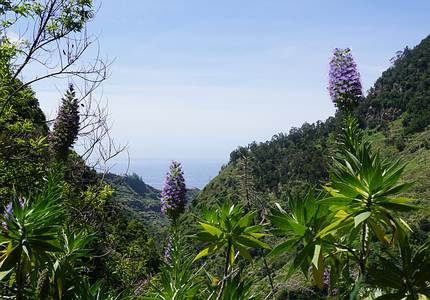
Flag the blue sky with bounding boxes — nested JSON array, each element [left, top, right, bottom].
[[36, 0, 430, 175]]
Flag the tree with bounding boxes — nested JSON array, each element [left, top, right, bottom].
[[0, 0, 123, 172], [0, 0, 107, 115]]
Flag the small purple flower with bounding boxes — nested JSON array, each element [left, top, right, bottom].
[[5, 202, 13, 217], [328, 48, 363, 112], [160, 161, 187, 222], [323, 268, 330, 290]]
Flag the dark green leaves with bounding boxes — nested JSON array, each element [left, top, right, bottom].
[[268, 191, 330, 287]]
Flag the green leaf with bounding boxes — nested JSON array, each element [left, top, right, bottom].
[[0, 268, 13, 281], [193, 248, 211, 262], [199, 222, 222, 237], [377, 182, 414, 197], [354, 211, 371, 228], [194, 231, 219, 242], [378, 197, 414, 204], [236, 211, 256, 229], [236, 235, 270, 250], [229, 244, 235, 265], [312, 244, 321, 269], [318, 196, 353, 206], [268, 238, 300, 258], [368, 219, 391, 245], [375, 293, 405, 300], [398, 217, 413, 232], [0, 244, 21, 271], [311, 249, 324, 290], [378, 202, 418, 212], [288, 243, 313, 278], [233, 242, 252, 261], [288, 221, 307, 236], [317, 212, 352, 238], [243, 225, 265, 233], [249, 232, 269, 239]]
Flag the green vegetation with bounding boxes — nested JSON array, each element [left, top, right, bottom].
[[1, 1, 430, 298], [194, 37, 430, 298]]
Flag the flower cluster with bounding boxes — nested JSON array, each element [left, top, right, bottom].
[[328, 48, 363, 112], [160, 161, 187, 222], [49, 84, 80, 160]]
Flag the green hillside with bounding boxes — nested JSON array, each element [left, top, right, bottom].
[[196, 34, 430, 216], [106, 172, 200, 234], [1, 1, 430, 297], [191, 34, 430, 298]]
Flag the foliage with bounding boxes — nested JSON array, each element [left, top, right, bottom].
[[268, 191, 331, 290], [142, 232, 204, 300], [266, 45, 424, 298], [268, 116, 421, 298], [0, 0, 93, 35], [368, 236, 430, 300], [194, 201, 270, 299], [0, 176, 63, 296], [207, 271, 257, 300], [0, 40, 48, 202], [0, 1, 162, 298], [0, 175, 108, 299], [194, 201, 270, 264], [2, 4, 430, 297], [321, 115, 416, 271], [359, 35, 430, 133], [91, 201, 162, 294], [196, 118, 338, 211]]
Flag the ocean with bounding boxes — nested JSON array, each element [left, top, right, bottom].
[[109, 159, 227, 189]]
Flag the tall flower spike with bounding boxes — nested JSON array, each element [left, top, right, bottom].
[[160, 161, 187, 222], [328, 48, 363, 112], [49, 84, 80, 160]]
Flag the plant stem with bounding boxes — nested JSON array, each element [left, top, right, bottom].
[[16, 256, 23, 300], [216, 241, 232, 300], [359, 222, 368, 276], [263, 256, 276, 299]]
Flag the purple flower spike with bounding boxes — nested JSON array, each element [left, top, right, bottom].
[[160, 161, 187, 222], [49, 84, 80, 159], [328, 48, 363, 111]]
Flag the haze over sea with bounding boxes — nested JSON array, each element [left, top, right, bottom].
[[111, 159, 225, 189]]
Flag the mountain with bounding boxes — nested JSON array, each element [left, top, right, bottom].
[[195, 34, 430, 234], [190, 34, 430, 298]]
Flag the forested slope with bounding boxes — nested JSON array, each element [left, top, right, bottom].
[[195, 34, 430, 230]]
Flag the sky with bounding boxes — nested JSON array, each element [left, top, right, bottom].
[[31, 0, 430, 187]]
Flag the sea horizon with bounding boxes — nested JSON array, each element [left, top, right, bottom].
[[108, 158, 227, 190]]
